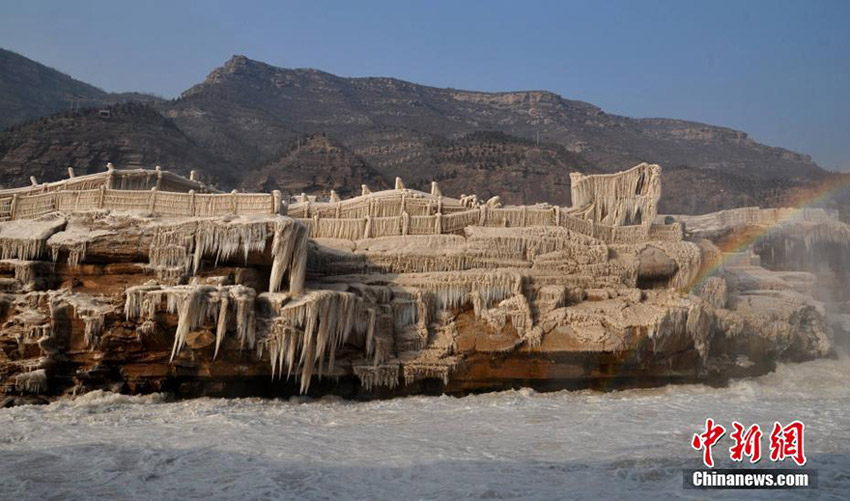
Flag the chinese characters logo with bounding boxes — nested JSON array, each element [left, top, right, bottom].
[[691, 419, 806, 467]]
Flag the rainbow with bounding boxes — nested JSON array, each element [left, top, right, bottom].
[[685, 172, 850, 293], [588, 174, 850, 389], [593, 173, 850, 390]]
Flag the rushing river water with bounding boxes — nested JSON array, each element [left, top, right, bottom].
[[1, 356, 848, 500]]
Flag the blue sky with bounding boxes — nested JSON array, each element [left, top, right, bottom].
[[1, 0, 848, 170]]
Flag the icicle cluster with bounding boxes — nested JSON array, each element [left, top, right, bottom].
[[15, 369, 47, 394], [264, 290, 356, 393], [125, 284, 257, 361], [403, 362, 454, 386], [0, 259, 38, 286], [649, 301, 713, 361], [465, 225, 605, 262], [570, 163, 661, 228], [147, 217, 307, 294], [0, 238, 48, 261], [695, 277, 728, 309], [353, 362, 400, 390], [473, 294, 541, 347], [68, 297, 113, 348], [0, 218, 66, 261], [394, 271, 522, 314], [269, 219, 308, 295], [67, 242, 87, 267], [149, 219, 268, 274]]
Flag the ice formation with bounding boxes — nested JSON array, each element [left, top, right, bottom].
[[14, 369, 47, 394], [63, 294, 115, 348], [264, 290, 356, 392], [147, 217, 307, 294], [0, 164, 840, 399], [124, 284, 257, 361], [0, 218, 66, 261], [569, 163, 661, 228], [353, 362, 400, 391]]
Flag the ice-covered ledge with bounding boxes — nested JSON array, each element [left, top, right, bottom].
[[0, 163, 842, 402]]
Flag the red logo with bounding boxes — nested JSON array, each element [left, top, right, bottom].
[[729, 422, 763, 463], [692, 419, 806, 467], [769, 421, 807, 466], [691, 418, 726, 467]]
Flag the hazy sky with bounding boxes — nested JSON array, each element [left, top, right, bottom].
[[1, 0, 848, 170]]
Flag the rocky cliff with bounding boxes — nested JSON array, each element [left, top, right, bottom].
[[0, 165, 841, 404]]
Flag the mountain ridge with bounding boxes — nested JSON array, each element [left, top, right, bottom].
[[0, 50, 839, 214]]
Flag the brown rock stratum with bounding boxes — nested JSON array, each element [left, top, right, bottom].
[[0, 164, 843, 402]]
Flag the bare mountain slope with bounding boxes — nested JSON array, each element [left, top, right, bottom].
[[163, 55, 829, 211], [0, 48, 108, 130], [0, 103, 227, 189], [0, 51, 836, 214], [0, 48, 163, 131], [240, 133, 390, 197]]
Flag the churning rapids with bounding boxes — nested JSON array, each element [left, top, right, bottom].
[[1, 357, 849, 500]]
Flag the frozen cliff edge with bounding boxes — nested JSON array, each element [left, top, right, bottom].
[[0, 164, 842, 403]]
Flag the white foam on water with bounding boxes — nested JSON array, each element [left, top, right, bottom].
[[1, 357, 848, 500]]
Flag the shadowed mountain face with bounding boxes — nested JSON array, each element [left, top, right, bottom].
[[0, 51, 840, 214], [0, 48, 163, 131], [0, 48, 108, 130], [0, 103, 227, 189], [159, 55, 840, 211], [240, 133, 390, 197]]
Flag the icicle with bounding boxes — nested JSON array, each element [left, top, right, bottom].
[[288, 228, 308, 295], [365, 308, 377, 357], [214, 289, 229, 359], [171, 286, 212, 361], [263, 290, 356, 393], [353, 362, 400, 390], [15, 369, 47, 394], [268, 219, 308, 295], [125, 284, 259, 361], [402, 361, 457, 386], [569, 163, 661, 231], [0, 218, 65, 261], [81, 314, 105, 348], [234, 286, 256, 349]]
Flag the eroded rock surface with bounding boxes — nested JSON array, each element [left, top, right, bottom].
[[0, 165, 841, 400]]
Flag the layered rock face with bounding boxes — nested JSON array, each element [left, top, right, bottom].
[[0, 164, 840, 402]]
